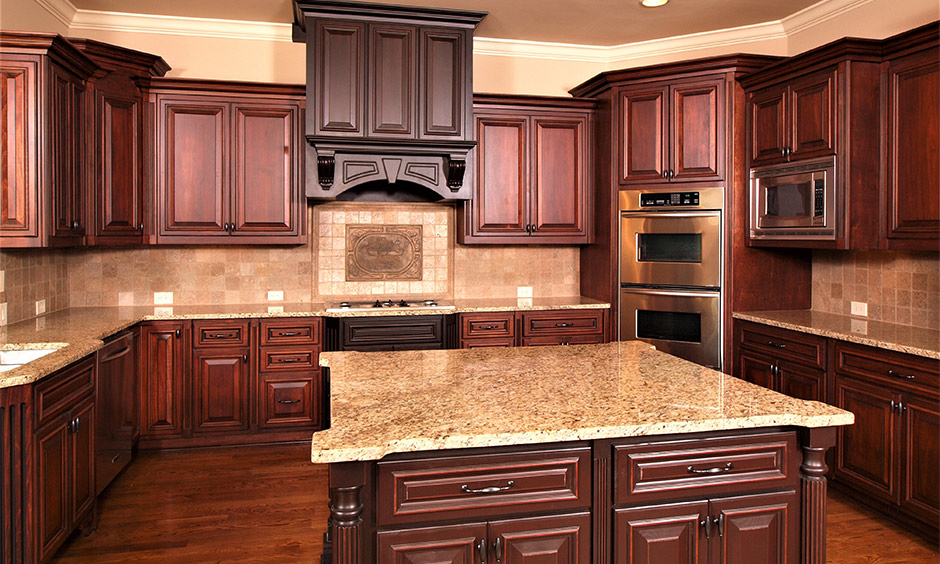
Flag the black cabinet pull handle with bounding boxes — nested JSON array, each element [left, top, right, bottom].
[[476, 540, 487, 564], [494, 537, 503, 562], [279, 331, 299, 337], [555, 322, 574, 328], [210, 333, 231, 339], [175, 329, 181, 338], [243, 354, 248, 363], [111, 453, 122, 464], [480, 325, 499, 330], [687, 462, 733, 475], [138, 223, 144, 231], [278, 399, 301, 405], [887, 369, 915, 380], [717, 514, 725, 537], [700, 516, 713, 539], [461, 481, 515, 495], [277, 357, 301, 363], [766, 341, 786, 349], [73, 416, 80, 433]]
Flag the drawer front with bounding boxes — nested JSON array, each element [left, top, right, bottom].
[[834, 340, 939, 393], [377, 447, 591, 526], [259, 373, 320, 429], [522, 334, 605, 347], [613, 431, 798, 505], [737, 321, 825, 369], [259, 346, 321, 371], [34, 356, 96, 428], [459, 312, 515, 339], [260, 318, 320, 346], [522, 310, 604, 337], [193, 320, 250, 348], [461, 337, 515, 349], [342, 315, 443, 348]]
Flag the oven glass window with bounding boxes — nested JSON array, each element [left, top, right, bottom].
[[637, 234, 702, 263], [636, 310, 702, 343], [766, 182, 812, 218]]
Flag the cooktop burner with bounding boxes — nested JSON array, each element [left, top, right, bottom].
[[325, 299, 456, 312]]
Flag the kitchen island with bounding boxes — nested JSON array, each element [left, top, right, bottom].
[[315, 341, 853, 564]]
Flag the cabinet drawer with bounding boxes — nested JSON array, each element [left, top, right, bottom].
[[193, 320, 249, 348], [522, 334, 605, 347], [737, 321, 825, 369], [259, 373, 320, 429], [459, 312, 515, 339], [341, 315, 444, 349], [521, 310, 604, 337], [833, 341, 939, 393], [259, 346, 321, 371], [260, 318, 320, 346], [377, 446, 591, 526], [34, 356, 96, 428], [461, 337, 515, 349], [613, 431, 798, 505]]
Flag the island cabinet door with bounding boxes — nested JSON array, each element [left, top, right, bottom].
[[377, 522, 487, 564], [489, 512, 591, 564], [708, 491, 797, 564], [613, 500, 708, 564]]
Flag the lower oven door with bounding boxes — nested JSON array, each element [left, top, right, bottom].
[[620, 286, 721, 369]]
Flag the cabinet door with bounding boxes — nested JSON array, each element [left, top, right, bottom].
[[900, 391, 940, 526], [777, 362, 825, 402], [157, 99, 228, 238], [50, 63, 86, 244], [736, 351, 777, 391], [883, 48, 939, 247], [94, 90, 144, 243], [531, 114, 588, 239], [749, 85, 788, 166], [231, 101, 302, 239], [788, 70, 836, 161], [35, 421, 70, 562], [369, 24, 416, 137], [69, 399, 96, 526], [313, 20, 365, 136], [831, 373, 899, 505], [140, 322, 186, 437], [671, 80, 723, 182], [490, 512, 591, 564], [470, 114, 528, 237], [619, 85, 667, 184], [710, 490, 797, 564], [0, 57, 41, 243], [419, 27, 467, 139], [192, 349, 250, 434], [377, 522, 486, 564], [613, 500, 708, 564]]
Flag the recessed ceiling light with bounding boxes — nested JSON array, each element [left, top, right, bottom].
[[641, 0, 669, 6]]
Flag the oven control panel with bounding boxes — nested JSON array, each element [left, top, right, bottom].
[[640, 192, 700, 207]]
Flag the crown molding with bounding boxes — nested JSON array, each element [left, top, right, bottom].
[[782, 0, 876, 36], [69, 10, 293, 42]]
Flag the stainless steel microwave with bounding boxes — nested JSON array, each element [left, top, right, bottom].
[[750, 157, 836, 240]]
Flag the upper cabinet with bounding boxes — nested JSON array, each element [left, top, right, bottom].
[[144, 79, 306, 244], [0, 33, 97, 248], [619, 77, 725, 185], [457, 95, 594, 245]]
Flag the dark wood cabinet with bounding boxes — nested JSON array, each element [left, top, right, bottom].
[[147, 79, 305, 244], [520, 309, 606, 347], [489, 513, 591, 564], [95, 331, 137, 495], [614, 500, 706, 564], [458, 312, 516, 348], [191, 349, 250, 434], [139, 321, 186, 439], [733, 321, 826, 402], [619, 78, 724, 184], [49, 63, 88, 245], [377, 523, 485, 564], [458, 96, 594, 244]]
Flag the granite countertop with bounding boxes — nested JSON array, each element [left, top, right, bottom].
[[311, 341, 854, 463], [733, 310, 940, 360], [0, 297, 609, 389]]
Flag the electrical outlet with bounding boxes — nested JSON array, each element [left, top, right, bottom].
[[517, 286, 533, 298], [0, 271, 5, 293], [268, 305, 284, 314], [850, 301, 868, 317], [154, 292, 174, 305], [154, 306, 174, 316], [35, 299, 46, 316], [0, 303, 7, 326], [267, 290, 284, 302]]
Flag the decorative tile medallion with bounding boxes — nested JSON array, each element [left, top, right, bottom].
[[346, 224, 423, 281]]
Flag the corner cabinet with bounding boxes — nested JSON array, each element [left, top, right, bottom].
[[145, 79, 306, 244], [458, 96, 595, 244]]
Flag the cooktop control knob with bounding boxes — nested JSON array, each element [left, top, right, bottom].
[[423, 300, 437, 307], [372, 300, 383, 308], [339, 302, 350, 308], [398, 300, 410, 307]]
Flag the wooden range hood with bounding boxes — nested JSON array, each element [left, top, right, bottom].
[[292, 0, 486, 201]]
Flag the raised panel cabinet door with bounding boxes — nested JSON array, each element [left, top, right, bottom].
[[471, 114, 528, 236], [884, 48, 940, 246], [258, 372, 321, 430], [613, 500, 708, 564], [0, 57, 41, 242], [788, 69, 836, 161], [709, 490, 797, 564], [777, 362, 825, 402], [139, 322, 185, 437], [192, 349, 250, 434], [313, 20, 365, 136], [377, 522, 487, 564], [671, 80, 724, 182], [50, 63, 86, 244], [489, 512, 591, 564], [531, 115, 588, 239], [735, 351, 777, 391], [420, 28, 467, 139], [899, 391, 940, 526], [619, 84, 667, 184], [69, 398, 96, 527], [95, 90, 143, 241], [157, 99, 228, 238], [831, 373, 899, 505], [748, 85, 788, 166], [35, 421, 70, 562], [370, 24, 416, 137], [231, 102, 302, 238]]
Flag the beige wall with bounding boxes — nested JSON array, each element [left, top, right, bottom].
[[0, 0, 68, 35]]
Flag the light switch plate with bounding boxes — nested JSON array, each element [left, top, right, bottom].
[[35, 299, 46, 316], [268, 305, 284, 314], [850, 301, 868, 317], [0, 303, 6, 326], [0, 271, 5, 293], [267, 290, 284, 301], [517, 286, 533, 298], [154, 292, 173, 305]]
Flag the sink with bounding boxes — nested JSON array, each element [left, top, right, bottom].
[[0, 348, 59, 372]]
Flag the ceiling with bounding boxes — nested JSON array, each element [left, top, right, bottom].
[[68, 0, 821, 46]]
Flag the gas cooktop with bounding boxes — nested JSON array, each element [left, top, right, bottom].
[[325, 299, 456, 313]]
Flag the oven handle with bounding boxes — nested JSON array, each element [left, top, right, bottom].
[[621, 211, 720, 220], [619, 287, 719, 299]]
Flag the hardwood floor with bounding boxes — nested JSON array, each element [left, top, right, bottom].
[[51, 443, 939, 563]]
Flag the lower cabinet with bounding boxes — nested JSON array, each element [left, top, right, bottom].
[[258, 372, 321, 429], [734, 321, 826, 402], [191, 348, 250, 434], [457, 309, 609, 348], [737, 350, 826, 402], [139, 320, 187, 439]]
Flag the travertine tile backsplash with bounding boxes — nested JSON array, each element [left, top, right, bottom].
[[812, 251, 939, 330], [0, 250, 70, 325]]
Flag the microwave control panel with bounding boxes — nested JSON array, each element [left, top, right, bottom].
[[639, 192, 700, 207], [814, 180, 825, 217]]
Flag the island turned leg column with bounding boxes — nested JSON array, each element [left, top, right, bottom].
[[325, 462, 367, 564], [800, 427, 836, 564]]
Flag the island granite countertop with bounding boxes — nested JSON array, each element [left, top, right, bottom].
[[312, 341, 854, 464]]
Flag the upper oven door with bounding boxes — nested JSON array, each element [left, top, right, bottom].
[[620, 210, 721, 288]]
